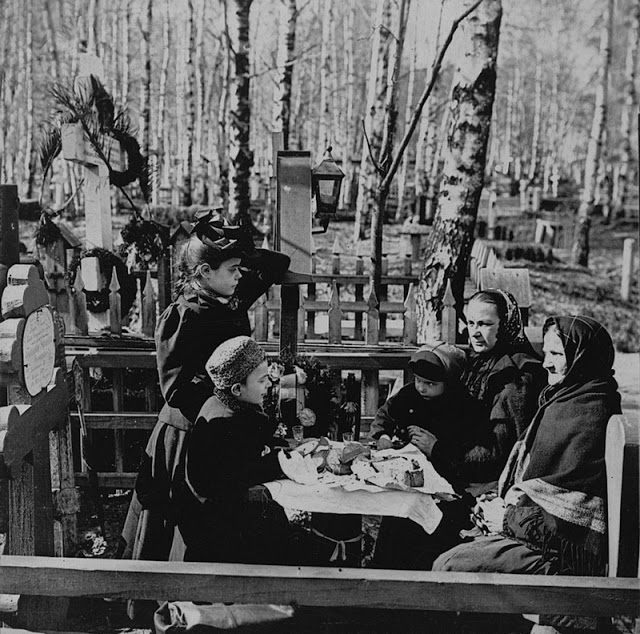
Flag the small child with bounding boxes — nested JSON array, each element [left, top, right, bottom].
[[371, 341, 477, 570], [175, 336, 292, 564], [370, 341, 474, 484]]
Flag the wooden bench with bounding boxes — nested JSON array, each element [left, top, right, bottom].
[[0, 414, 637, 630]]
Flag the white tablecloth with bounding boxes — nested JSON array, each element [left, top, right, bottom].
[[265, 445, 454, 534]]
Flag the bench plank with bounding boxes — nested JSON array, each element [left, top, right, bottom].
[[0, 557, 637, 616]]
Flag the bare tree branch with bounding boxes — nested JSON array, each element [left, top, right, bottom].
[[362, 118, 383, 175], [379, 0, 485, 193]]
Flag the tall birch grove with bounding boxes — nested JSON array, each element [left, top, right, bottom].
[[0, 0, 632, 307]]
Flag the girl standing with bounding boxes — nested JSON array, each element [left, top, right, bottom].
[[120, 211, 289, 567]]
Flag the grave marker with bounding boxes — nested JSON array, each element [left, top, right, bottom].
[[0, 264, 73, 629]]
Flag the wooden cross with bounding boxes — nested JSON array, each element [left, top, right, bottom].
[[0, 264, 70, 628], [61, 53, 123, 332]]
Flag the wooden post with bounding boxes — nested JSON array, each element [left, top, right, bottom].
[[0, 185, 20, 281], [441, 279, 457, 344], [306, 239, 317, 338], [487, 189, 497, 240], [379, 248, 388, 341], [67, 271, 89, 336], [621, 238, 635, 301], [519, 180, 528, 213], [253, 294, 268, 341], [354, 243, 366, 341]]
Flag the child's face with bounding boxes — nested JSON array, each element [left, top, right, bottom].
[[200, 257, 243, 296], [235, 360, 271, 406], [414, 376, 446, 400]]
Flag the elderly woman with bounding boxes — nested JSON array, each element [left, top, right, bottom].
[[434, 316, 621, 630], [460, 289, 546, 488]]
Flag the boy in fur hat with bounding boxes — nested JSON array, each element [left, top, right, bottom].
[[175, 336, 292, 564], [370, 341, 475, 484]]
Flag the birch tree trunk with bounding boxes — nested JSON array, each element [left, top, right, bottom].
[[157, 0, 171, 177], [571, 0, 613, 267], [354, 0, 391, 241], [340, 2, 356, 210], [370, 0, 409, 297], [44, 0, 61, 81], [194, 0, 205, 167], [614, 0, 639, 218], [183, 0, 197, 206], [397, 18, 418, 221], [24, 0, 36, 197], [273, 0, 297, 150], [227, 0, 253, 227], [120, 0, 130, 104], [138, 0, 152, 160], [416, 0, 502, 341], [318, 0, 332, 154], [527, 50, 542, 183], [217, 0, 231, 206]]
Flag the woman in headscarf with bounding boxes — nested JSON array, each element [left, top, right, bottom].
[[434, 316, 621, 631], [460, 289, 546, 488]]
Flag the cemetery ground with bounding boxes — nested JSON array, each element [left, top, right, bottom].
[[15, 213, 639, 634]]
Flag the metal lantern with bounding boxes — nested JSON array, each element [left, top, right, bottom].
[[311, 147, 344, 215]]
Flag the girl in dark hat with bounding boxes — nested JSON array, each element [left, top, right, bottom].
[[119, 212, 289, 576], [434, 316, 621, 631]]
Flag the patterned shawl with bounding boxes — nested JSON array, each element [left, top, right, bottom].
[[499, 315, 621, 564]]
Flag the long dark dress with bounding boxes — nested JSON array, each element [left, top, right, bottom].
[[119, 248, 289, 565], [434, 315, 621, 630]]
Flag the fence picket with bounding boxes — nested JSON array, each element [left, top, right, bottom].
[[108, 268, 122, 335], [254, 294, 268, 341], [366, 287, 379, 345], [328, 280, 342, 344], [441, 279, 457, 344], [142, 270, 156, 337], [403, 283, 417, 345]]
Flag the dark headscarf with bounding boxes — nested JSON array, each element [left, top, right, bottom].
[[499, 315, 621, 571], [462, 289, 538, 401]]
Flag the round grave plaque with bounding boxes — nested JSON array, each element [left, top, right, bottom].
[[21, 306, 55, 396]]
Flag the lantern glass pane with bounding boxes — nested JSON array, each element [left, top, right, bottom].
[[318, 179, 335, 200]]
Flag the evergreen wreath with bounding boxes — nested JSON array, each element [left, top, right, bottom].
[[118, 215, 167, 270], [40, 76, 152, 204], [67, 248, 137, 315]]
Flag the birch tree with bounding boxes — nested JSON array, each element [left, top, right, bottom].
[[227, 0, 253, 227], [571, 0, 614, 267], [182, 0, 197, 206], [416, 0, 502, 340], [273, 0, 297, 150], [354, 0, 391, 241], [614, 0, 639, 218], [138, 0, 152, 160], [340, 2, 356, 210]]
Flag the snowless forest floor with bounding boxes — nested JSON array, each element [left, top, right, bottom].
[[13, 213, 639, 633]]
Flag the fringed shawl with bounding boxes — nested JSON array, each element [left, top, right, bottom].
[[499, 316, 622, 572]]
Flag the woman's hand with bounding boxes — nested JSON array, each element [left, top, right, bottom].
[[473, 496, 506, 534], [407, 426, 438, 457]]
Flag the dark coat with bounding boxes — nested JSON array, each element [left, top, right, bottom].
[[176, 399, 287, 564], [120, 248, 289, 567], [369, 383, 476, 487], [462, 351, 546, 485]]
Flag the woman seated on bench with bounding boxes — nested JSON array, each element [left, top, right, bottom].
[[434, 316, 622, 628]]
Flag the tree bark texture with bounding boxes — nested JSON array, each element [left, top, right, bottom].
[[273, 0, 297, 150], [182, 0, 197, 206], [416, 0, 503, 342], [139, 0, 152, 160], [227, 0, 253, 227], [614, 0, 639, 218], [571, 0, 613, 267], [354, 0, 391, 241], [157, 0, 171, 172], [527, 50, 542, 183], [340, 2, 356, 210]]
